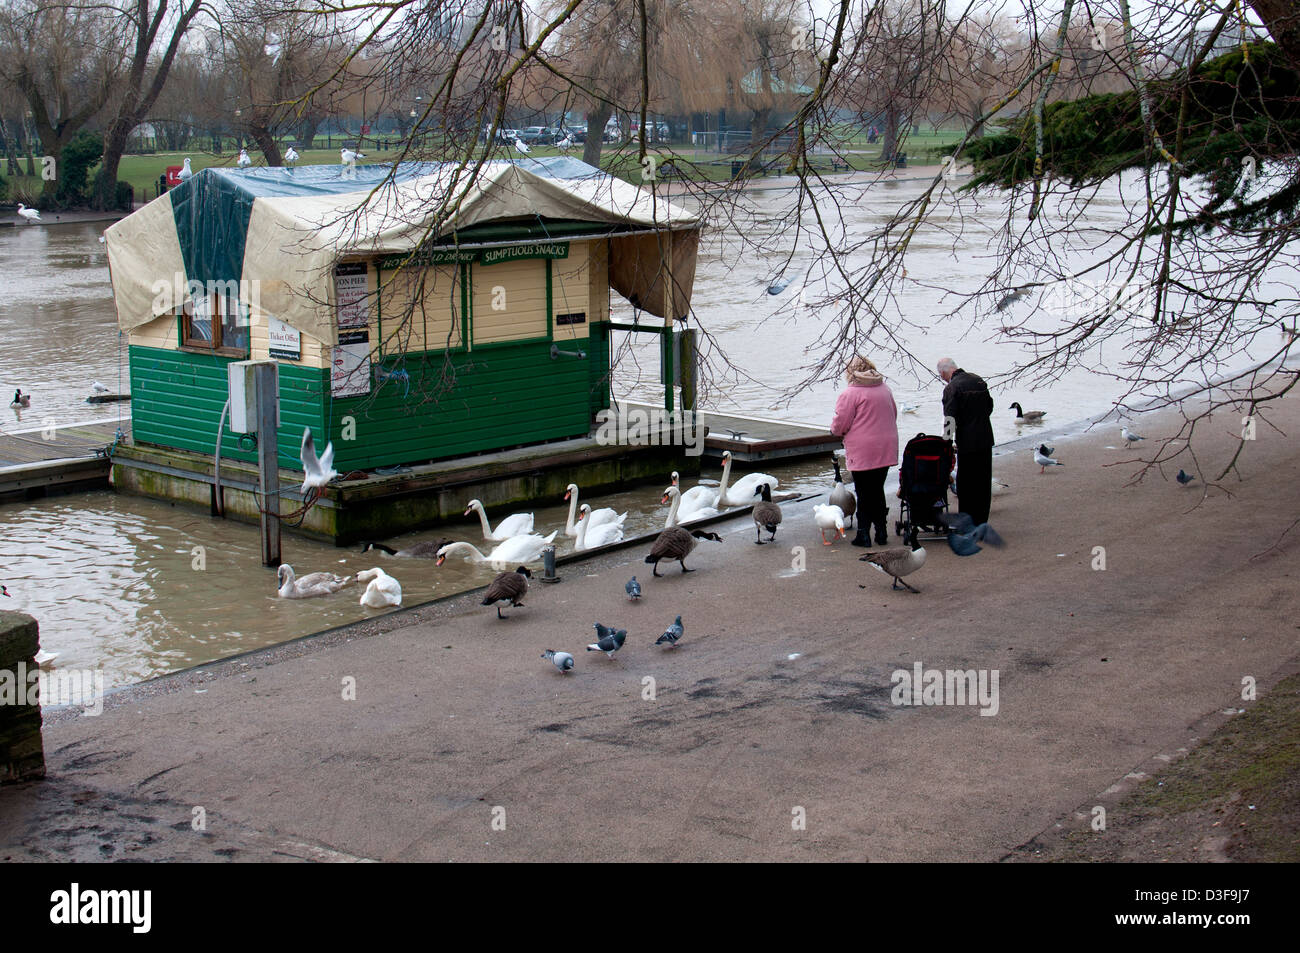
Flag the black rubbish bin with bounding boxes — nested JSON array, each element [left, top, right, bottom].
[[895, 152, 907, 169], [731, 160, 744, 180]]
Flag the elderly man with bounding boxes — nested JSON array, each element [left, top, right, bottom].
[[937, 357, 994, 525]]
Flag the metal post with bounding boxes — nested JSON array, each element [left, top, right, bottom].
[[255, 362, 281, 567], [662, 229, 674, 414], [679, 327, 696, 412]]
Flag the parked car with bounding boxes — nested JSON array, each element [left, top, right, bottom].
[[518, 126, 555, 145]]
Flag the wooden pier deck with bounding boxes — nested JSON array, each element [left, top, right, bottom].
[[0, 419, 128, 501], [621, 400, 840, 463]]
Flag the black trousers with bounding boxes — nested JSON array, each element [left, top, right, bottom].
[[851, 466, 890, 534], [955, 444, 992, 525]]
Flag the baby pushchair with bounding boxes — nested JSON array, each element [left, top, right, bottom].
[[895, 433, 955, 546]]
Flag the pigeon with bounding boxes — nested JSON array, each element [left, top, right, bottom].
[[587, 622, 627, 658], [284, 147, 299, 167], [237, 148, 252, 168], [1176, 469, 1195, 486], [1122, 426, 1145, 447], [947, 521, 1005, 557], [513, 137, 531, 155], [178, 157, 193, 180], [625, 576, 642, 600], [655, 615, 684, 648], [995, 285, 1032, 311], [1034, 444, 1063, 473], [91, 380, 110, 394], [16, 203, 41, 223], [542, 649, 574, 673], [300, 427, 338, 492]]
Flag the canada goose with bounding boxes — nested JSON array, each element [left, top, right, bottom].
[[542, 649, 574, 672], [436, 532, 558, 569], [1034, 444, 1063, 473], [575, 503, 625, 550], [1009, 402, 1046, 422], [562, 483, 625, 537], [752, 482, 783, 544], [464, 499, 535, 542], [482, 566, 531, 618], [357, 567, 402, 608], [360, 538, 451, 558], [662, 483, 717, 525], [813, 503, 847, 545], [859, 539, 926, 592], [669, 471, 720, 519], [715, 450, 778, 506], [299, 427, 337, 493], [829, 457, 857, 527], [276, 564, 352, 599], [10, 389, 30, 408], [645, 526, 723, 576]]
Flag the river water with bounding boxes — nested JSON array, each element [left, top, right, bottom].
[[0, 175, 1276, 689]]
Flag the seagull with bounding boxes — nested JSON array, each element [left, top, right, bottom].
[[542, 649, 574, 673], [513, 137, 531, 155], [284, 147, 299, 167], [556, 134, 574, 151], [625, 576, 642, 600], [341, 147, 365, 171], [237, 148, 252, 168], [1122, 426, 1145, 447], [995, 285, 1032, 311], [1176, 469, 1195, 486], [767, 277, 791, 295], [97, 233, 106, 244], [34, 649, 58, 668], [587, 622, 627, 658], [178, 157, 193, 180], [655, 615, 684, 648], [91, 381, 110, 394], [299, 427, 337, 492], [16, 203, 41, 223], [1034, 444, 1063, 473], [900, 402, 919, 414]]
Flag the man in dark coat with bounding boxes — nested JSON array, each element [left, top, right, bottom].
[[938, 357, 994, 524]]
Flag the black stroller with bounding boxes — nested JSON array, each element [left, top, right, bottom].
[[895, 433, 956, 546]]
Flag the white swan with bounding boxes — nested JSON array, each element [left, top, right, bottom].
[[662, 484, 716, 526], [276, 564, 351, 599], [563, 483, 626, 538], [464, 499, 535, 542], [357, 567, 402, 607], [574, 504, 625, 550], [715, 450, 778, 506], [669, 471, 720, 519], [436, 531, 558, 569]]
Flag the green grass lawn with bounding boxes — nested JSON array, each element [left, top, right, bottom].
[[3, 128, 967, 204]]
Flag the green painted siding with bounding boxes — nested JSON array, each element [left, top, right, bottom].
[[128, 330, 614, 473]]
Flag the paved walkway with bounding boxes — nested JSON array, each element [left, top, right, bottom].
[[2, 391, 1297, 861]]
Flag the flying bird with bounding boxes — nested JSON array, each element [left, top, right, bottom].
[[237, 148, 252, 168], [1034, 444, 1063, 473], [300, 427, 338, 493], [542, 649, 574, 673], [947, 521, 1005, 556], [587, 622, 627, 658], [767, 277, 791, 295], [995, 285, 1032, 311], [481, 566, 531, 618], [625, 576, 642, 600], [178, 157, 193, 180], [656, 615, 684, 648], [859, 539, 927, 593], [1176, 469, 1195, 486], [16, 204, 41, 223]]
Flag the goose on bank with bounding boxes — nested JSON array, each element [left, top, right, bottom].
[[482, 566, 531, 618], [829, 456, 857, 527], [859, 539, 926, 593], [752, 482, 783, 544], [644, 526, 723, 576]]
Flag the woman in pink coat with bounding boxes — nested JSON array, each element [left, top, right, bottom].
[[829, 355, 899, 546]]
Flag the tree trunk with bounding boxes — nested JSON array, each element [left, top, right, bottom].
[[583, 104, 612, 167], [92, 118, 134, 210], [250, 126, 283, 166], [880, 105, 902, 161]]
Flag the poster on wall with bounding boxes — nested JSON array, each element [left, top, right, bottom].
[[335, 262, 370, 330], [267, 317, 301, 360], [331, 331, 370, 398]]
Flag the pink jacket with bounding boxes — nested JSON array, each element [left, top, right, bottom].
[[830, 382, 899, 472]]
